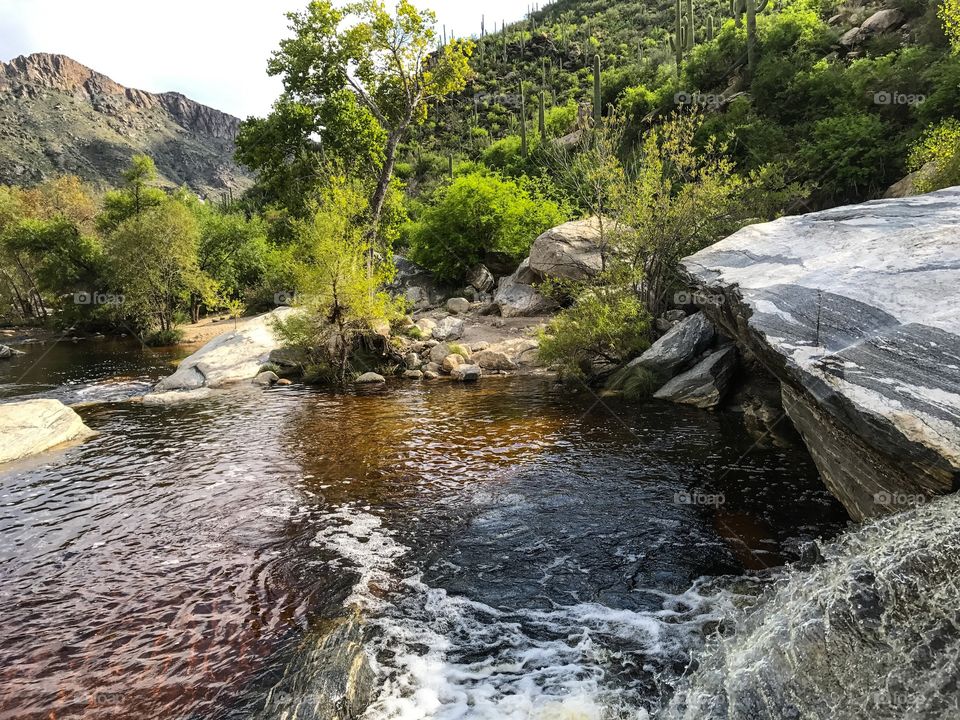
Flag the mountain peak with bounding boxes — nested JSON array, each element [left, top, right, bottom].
[[0, 53, 250, 195]]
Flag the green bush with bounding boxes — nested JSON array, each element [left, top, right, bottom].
[[538, 289, 650, 380], [908, 118, 960, 191], [799, 113, 893, 202], [145, 328, 184, 347], [407, 172, 568, 282]]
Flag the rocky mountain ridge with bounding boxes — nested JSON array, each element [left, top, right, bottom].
[[0, 53, 251, 196]]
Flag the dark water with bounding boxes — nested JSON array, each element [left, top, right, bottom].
[[0, 340, 848, 719]]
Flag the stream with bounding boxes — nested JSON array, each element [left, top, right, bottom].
[[0, 339, 850, 719]]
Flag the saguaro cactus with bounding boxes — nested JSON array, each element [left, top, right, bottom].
[[685, 0, 695, 47], [706, 15, 715, 41], [538, 90, 547, 141], [674, 0, 683, 67], [731, 0, 769, 74], [593, 54, 602, 126], [519, 83, 528, 157]]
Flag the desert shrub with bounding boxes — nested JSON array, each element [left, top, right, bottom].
[[538, 290, 650, 380], [407, 172, 568, 282], [908, 118, 960, 191]]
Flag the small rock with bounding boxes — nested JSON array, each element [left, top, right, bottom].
[[432, 316, 465, 341], [663, 309, 687, 322], [429, 343, 451, 365], [356, 372, 386, 384], [253, 371, 279, 386], [473, 349, 517, 371], [839, 26, 861, 47], [423, 370, 439, 380], [655, 318, 678, 333], [404, 352, 421, 370], [276, 378, 293, 386], [452, 364, 482, 382], [442, 354, 464, 373], [415, 318, 437, 335], [0, 345, 13, 360], [470, 341, 490, 352], [403, 369, 423, 380], [653, 346, 738, 409], [424, 361, 441, 374], [466, 264, 495, 292], [447, 297, 471, 314]]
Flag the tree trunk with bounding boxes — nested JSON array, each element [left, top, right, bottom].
[[368, 131, 402, 247]]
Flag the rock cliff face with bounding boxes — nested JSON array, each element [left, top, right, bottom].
[[682, 188, 960, 521], [0, 53, 251, 196]]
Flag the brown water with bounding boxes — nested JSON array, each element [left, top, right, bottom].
[[0, 340, 849, 719]]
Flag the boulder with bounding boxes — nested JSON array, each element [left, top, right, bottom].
[[473, 349, 518, 371], [415, 317, 437, 335], [403, 352, 421, 370], [441, 353, 464, 373], [431, 316, 465, 341], [681, 186, 960, 521], [423, 370, 439, 380], [428, 343, 451, 365], [424, 361, 441, 374], [403, 369, 423, 380], [0, 344, 18, 359], [860, 8, 905, 34], [839, 26, 862, 47], [446, 297, 471, 314], [529, 217, 608, 281], [356, 372, 386, 384], [883, 161, 937, 199], [151, 307, 297, 394], [466, 264, 495, 292], [253, 371, 279, 386], [653, 346, 738, 409], [452, 364, 482, 382], [493, 259, 558, 318], [0, 399, 96, 464], [627, 312, 715, 378]]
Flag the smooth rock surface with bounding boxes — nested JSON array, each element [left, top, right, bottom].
[[860, 8, 905, 34], [0, 399, 96, 464], [653, 346, 738, 409], [152, 307, 296, 394], [473, 349, 518, 371], [253, 371, 279, 386], [529, 217, 608, 281], [466, 264, 495, 292], [682, 187, 960, 520], [452, 364, 482, 382]]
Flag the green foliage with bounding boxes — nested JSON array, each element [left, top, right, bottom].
[[908, 118, 960, 191], [145, 328, 184, 347], [273, 175, 404, 382], [538, 289, 651, 380], [97, 154, 167, 233], [406, 171, 568, 282], [799, 113, 892, 202], [545, 101, 579, 137], [941, 0, 960, 51]]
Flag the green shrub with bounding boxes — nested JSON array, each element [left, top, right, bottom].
[[538, 289, 650, 380], [908, 118, 960, 191], [145, 328, 184, 347], [407, 172, 568, 282], [799, 113, 893, 202]]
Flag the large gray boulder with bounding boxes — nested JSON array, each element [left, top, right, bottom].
[[493, 259, 558, 318], [682, 187, 960, 521], [0, 399, 96, 464], [529, 217, 608, 281], [151, 307, 297, 394], [653, 346, 738, 409], [466, 264, 495, 293], [431, 316, 465, 341], [627, 312, 715, 377], [860, 8, 905, 34]]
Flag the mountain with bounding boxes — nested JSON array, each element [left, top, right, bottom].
[[0, 53, 252, 197]]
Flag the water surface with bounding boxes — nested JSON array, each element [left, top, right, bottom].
[[0, 340, 848, 719]]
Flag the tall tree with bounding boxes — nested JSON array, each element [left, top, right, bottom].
[[261, 0, 473, 245]]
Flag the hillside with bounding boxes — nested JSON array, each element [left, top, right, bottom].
[[0, 53, 251, 198], [405, 0, 957, 208]]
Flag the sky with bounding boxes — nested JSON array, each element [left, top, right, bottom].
[[0, 0, 530, 119]]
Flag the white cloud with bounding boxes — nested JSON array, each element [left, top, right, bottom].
[[0, 0, 531, 118]]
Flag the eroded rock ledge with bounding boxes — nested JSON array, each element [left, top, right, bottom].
[[682, 187, 960, 521]]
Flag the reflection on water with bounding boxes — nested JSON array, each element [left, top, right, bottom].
[[0, 341, 848, 719]]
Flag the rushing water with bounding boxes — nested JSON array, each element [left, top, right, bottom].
[[0, 340, 849, 719]]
